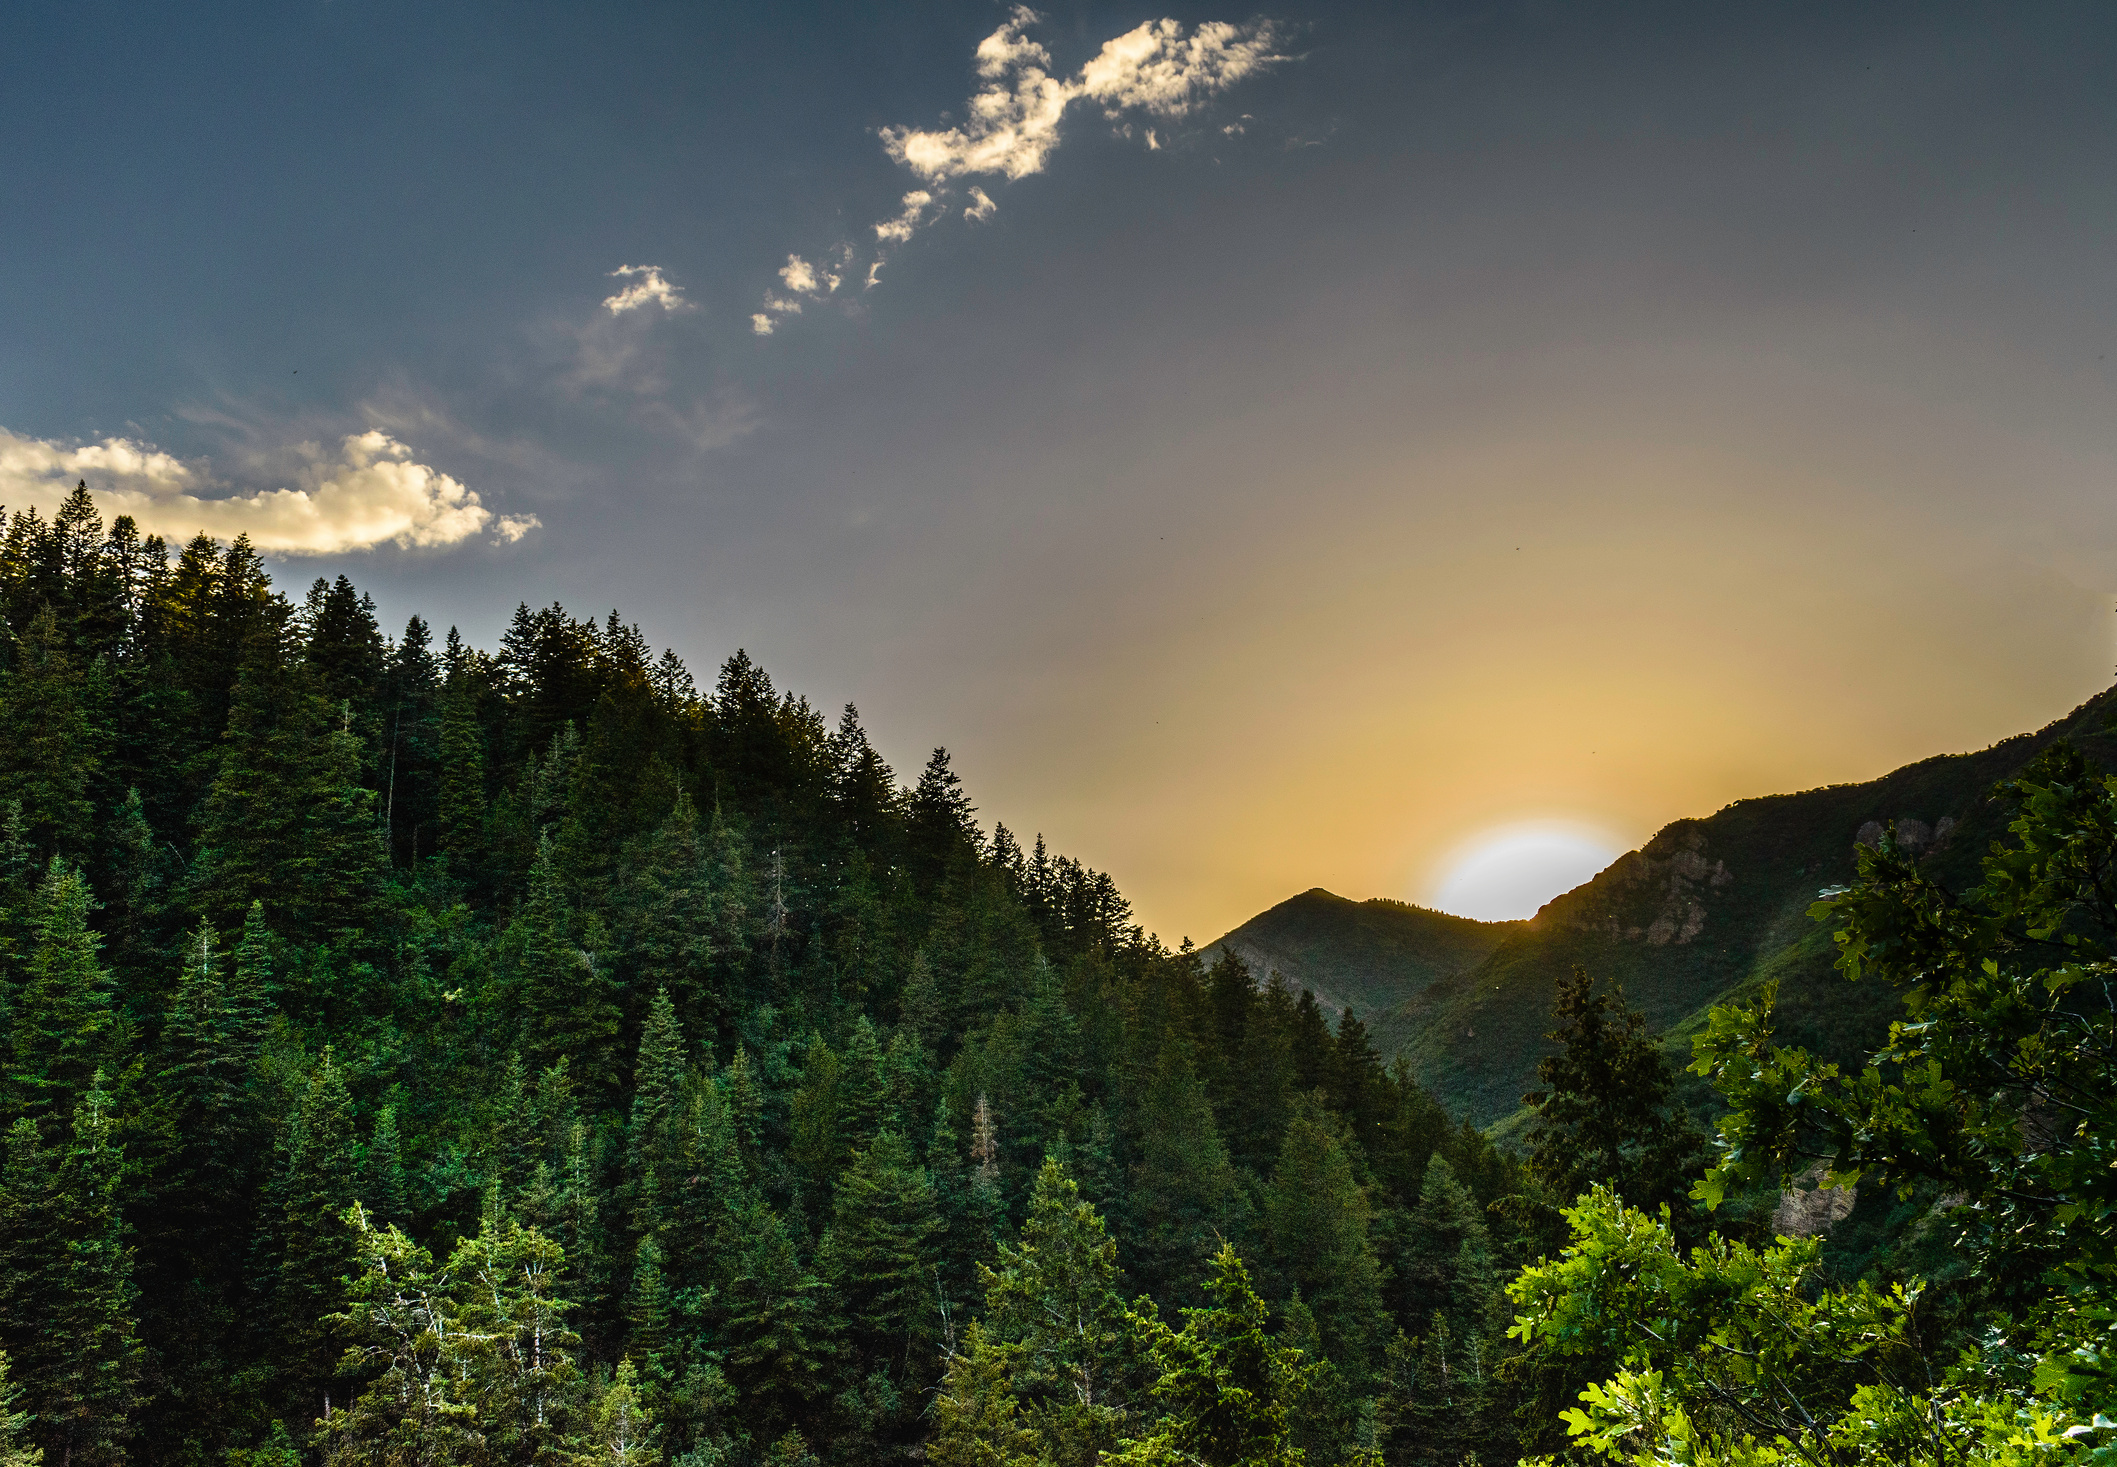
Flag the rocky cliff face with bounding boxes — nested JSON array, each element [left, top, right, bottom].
[[1540, 822, 1732, 946]]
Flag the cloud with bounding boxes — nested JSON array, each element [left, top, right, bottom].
[[873, 191, 936, 246], [779, 253, 840, 295], [0, 425, 537, 554], [603, 264, 688, 315], [754, 7, 1282, 334], [879, 7, 1281, 183]]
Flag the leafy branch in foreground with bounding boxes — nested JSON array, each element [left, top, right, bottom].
[[1511, 742, 2117, 1464]]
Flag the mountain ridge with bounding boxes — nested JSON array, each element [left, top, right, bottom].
[[1213, 684, 2117, 1127], [1201, 888, 1520, 1021]]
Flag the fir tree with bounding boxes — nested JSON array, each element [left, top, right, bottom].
[[0, 1349, 40, 1467], [979, 1158, 1138, 1467], [1522, 967, 1705, 1225], [362, 1103, 408, 1226], [7, 859, 115, 1133], [1126, 1043, 1243, 1301], [718, 1207, 835, 1433], [580, 1358, 660, 1467], [931, 1322, 1039, 1467], [0, 606, 103, 861], [39, 1075, 142, 1467], [275, 1049, 360, 1412], [826, 1130, 946, 1376], [517, 836, 622, 1095], [437, 666, 488, 878], [1111, 1246, 1315, 1467], [1261, 1098, 1384, 1377]]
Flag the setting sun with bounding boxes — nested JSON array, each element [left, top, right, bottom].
[[1430, 823, 1623, 922]]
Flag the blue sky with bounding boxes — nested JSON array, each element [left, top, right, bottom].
[[6, 1, 2117, 938]]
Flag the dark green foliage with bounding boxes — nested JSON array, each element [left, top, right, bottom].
[[1259, 1099, 1384, 1376], [1113, 1245, 1315, 1467], [274, 1048, 359, 1408], [1521, 966, 1705, 1226], [6, 1078, 142, 1467], [7, 860, 116, 1132], [0, 529, 1671, 1464]]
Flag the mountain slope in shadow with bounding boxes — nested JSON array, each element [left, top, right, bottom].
[[1202, 888, 1520, 1022]]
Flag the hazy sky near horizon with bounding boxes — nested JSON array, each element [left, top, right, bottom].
[[5, 1, 2116, 942]]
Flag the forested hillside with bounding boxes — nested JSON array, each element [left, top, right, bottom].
[[1202, 891, 1516, 1022], [0, 488, 1551, 1466], [4, 486, 2107, 1467]]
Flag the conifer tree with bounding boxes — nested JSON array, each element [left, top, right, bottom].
[[581, 1358, 660, 1467], [1112, 1246, 1315, 1467], [518, 836, 622, 1094], [979, 1158, 1137, 1466], [826, 1129, 946, 1376], [140, 923, 262, 1456], [491, 1051, 536, 1199], [626, 988, 686, 1241], [718, 1207, 835, 1433], [0, 1121, 57, 1445], [40, 1075, 142, 1467], [1261, 1098, 1384, 1377], [447, 1200, 580, 1464], [362, 1103, 408, 1226], [276, 1049, 360, 1412], [1522, 967, 1705, 1225], [322, 1204, 477, 1467], [8, 859, 115, 1132], [0, 1349, 39, 1467], [1393, 1156, 1498, 1342], [437, 666, 488, 878], [838, 1016, 886, 1156], [99, 790, 172, 990], [789, 1033, 842, 1184], [1127, 1044, 1243, 1300], [931, 1322, 1039, 1467], [620, 798, 721, 1031], [0, 606, 103, 860]]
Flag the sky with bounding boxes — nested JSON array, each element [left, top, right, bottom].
[[4, 0, 2116, 942]]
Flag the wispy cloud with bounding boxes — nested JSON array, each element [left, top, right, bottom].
[[879, 8, 1279, 185], [0, 426, 537, 553], [603, 264, 688, 315], [873, 190, 935, 246], [754, 5, 1283, 331]]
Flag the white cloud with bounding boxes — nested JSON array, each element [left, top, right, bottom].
[[1077, 19, 1279, 117], [879, 7, 1280, 183], [603, 264, 689, 315], [754, 8, 1282, 335], [0, 425, 537, 554], [779, 254, 838, 295], [874, 190, 935, 245]]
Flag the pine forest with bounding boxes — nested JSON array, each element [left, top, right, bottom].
[[0, 486, 2110, 1467]]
